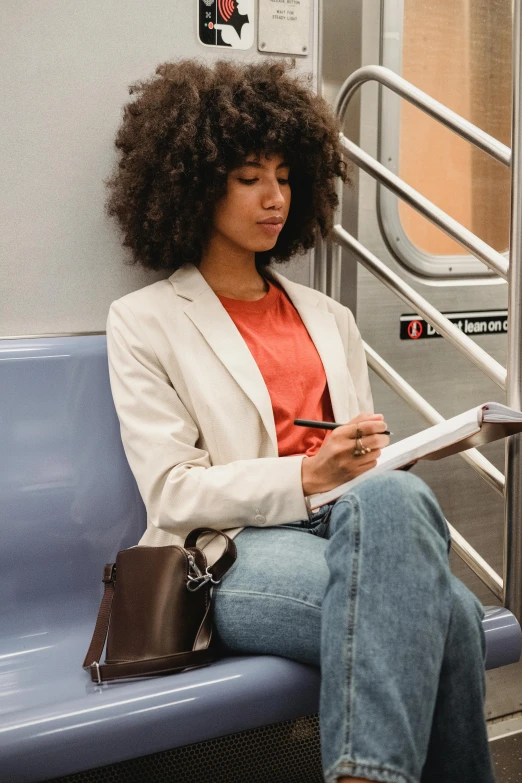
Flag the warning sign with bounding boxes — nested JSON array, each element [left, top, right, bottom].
[[400, 310, 508, 341], [407, 320, 424, 339], [198, 0, 254, 49]]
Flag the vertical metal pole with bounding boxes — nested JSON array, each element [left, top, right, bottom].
[[504, 0, 522, 623], [310, 0, 323, 289], [312, 0, 330, 294], [327, 153, 344, 300], [314, 237, 327, 293], [330, 241, 342, 301]]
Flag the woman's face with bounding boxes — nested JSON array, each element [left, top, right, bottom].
[[211, 151, 291, 254]]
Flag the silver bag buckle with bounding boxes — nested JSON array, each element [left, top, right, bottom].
[[187, 554, 221, 591], [90, 661, 102, 684]]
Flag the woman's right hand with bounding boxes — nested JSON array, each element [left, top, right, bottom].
[[301, 413, 389, 496]]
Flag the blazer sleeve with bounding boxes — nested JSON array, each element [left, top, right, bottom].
[[346, 307, 374, 415], [106, 300, 309, 539]]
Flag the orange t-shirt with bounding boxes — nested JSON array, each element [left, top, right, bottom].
[[217, 279, 334, 457]]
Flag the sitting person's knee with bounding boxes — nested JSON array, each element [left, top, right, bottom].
[[351, 470, 436, 511], [336, 471, 449, 545]]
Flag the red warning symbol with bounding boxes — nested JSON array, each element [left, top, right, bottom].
[[218, 0, 235, 22], [407, 320, 423, 339]]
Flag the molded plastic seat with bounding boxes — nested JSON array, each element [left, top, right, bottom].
[[0, 335, 520, 782]]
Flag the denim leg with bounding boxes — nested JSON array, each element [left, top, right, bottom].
[[212, 470, 492, 783], [321, 471, 492, 783], [280, 502, 334, 537], [420, 576, 494, 783], [212, 525, 327, 666]]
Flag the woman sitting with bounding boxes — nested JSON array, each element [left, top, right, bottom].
[[105, 57, 494, 783]]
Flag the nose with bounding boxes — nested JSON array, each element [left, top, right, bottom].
[[262, 177, 286, 210]]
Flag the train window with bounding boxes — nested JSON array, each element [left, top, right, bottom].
[[379, 0, 511, 283]]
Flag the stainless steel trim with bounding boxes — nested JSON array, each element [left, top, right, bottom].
[[309, 0, 323, 290], [313, 237, 327, 293], [364, 341, 505, 496], [333, 224, 507, 389], [504, 0, 522, 624], [326, 175, 343, 299], [334, 65, 511, 167], [316, 0, 323, 95], [340, 135, 509, 281], [0, 332, 106, 340]]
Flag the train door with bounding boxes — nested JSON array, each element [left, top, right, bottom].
[[322, 0, 521, 725]]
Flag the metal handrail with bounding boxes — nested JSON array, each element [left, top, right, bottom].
[[333, 231, 506, 602], [334, 65, 511, 167], [324, 63, 512, 303], [325, 60, 519, 612], [366, 348, 504, 598], [366, 339, 505, 595], [333, 224, 507, 389], [364, 342, 505, 496], [340, 136, 508, 280]]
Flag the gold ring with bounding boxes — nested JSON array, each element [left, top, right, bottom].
[[361, 436, 372, 454], [354, 436, 372, 457]]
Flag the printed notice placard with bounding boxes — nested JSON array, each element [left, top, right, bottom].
[[258, 0, 310, 55], [400, 310, 508, 340]]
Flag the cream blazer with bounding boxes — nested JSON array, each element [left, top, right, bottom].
[[106, 263, 374, 566]]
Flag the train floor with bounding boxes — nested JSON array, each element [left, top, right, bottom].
[[490, 730, 522, 782]]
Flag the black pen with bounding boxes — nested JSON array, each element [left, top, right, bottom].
[[294, 418, 391, 435]]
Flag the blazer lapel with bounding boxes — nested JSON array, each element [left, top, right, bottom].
[[270, 271, 354, 425], [169, 263, 355, 449], [169, 265, 278, 452]]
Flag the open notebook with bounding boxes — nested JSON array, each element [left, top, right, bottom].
[[307, 402, 522, 510]]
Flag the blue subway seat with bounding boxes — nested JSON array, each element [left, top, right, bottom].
[[0, 335, 520, 782]]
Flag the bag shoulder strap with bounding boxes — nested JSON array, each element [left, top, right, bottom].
[[183, 528, 237, 582], [82, 563, 115, 674]]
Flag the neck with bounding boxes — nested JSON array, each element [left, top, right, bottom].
[[199, 235, 269, 300]]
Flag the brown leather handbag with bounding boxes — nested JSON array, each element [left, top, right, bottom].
[[83, 528, 237, 684]]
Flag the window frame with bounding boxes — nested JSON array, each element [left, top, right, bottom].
[[377, 0, 508, 286]]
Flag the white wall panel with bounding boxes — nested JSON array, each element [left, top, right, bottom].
[[1, 0, 318, 336]]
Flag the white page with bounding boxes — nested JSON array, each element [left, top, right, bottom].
[[482, 402, 522, 422], [307, 406, 482, 509]]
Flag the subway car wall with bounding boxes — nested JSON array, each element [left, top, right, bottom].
[[1, 0, 318, 338], [2, 1, 522, 781]]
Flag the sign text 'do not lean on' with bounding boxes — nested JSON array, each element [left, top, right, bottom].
[[400, 311, 508, 341]]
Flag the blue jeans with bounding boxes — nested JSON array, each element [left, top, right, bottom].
[[212, 471, 494, 783]]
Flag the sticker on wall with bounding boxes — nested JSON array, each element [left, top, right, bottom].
[[198, 0, 254, 49], [258, 0, 310, 55], [400, 310, 508, 340]]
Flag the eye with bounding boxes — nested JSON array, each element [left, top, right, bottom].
[[238, 178, 257, 184]]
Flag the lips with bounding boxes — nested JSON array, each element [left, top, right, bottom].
[[257, 217, 284, 225], [258, 221, 283, 235]]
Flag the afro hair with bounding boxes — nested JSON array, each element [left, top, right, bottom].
[[105, 57, 348, 273]]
